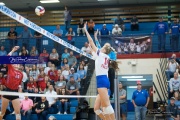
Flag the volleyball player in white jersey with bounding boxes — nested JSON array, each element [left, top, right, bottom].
[[84, 22, 116, 120]]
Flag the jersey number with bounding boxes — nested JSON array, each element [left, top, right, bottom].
[[104, 58, 109, 65]]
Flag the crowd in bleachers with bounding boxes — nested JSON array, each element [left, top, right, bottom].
[[0, 44, 89, 119]]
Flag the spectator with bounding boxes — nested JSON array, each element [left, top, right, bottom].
[[20, 65, 28, 89], [65, 27, 75, 45], [131, 15, 139, 31], [39, 48, 49, 68], [169, 19, 180, 51], [0, 72, 5, 90], [61, 58, 69, 70], [165, 58, 179, 81], [64, 6, 72, 31], [19, 46, 29, 56], [46, 84, 58, 114], [35, 97, 49, 120], [129, 39, 136, 54], [20, 95, 33, 120], [48, 65, 59, 83], [0, 64, 8, 76], [68, 68, 80, 83], [119, 82, 127, 120], [100, 24, 109, 35], [7, 27, 18, 48], [62, 64, 70, 80], [30, 46, 39, 56], [34, 31, 43, 53], [57, 88, 69, 114], [49, 48, 59, 67], [18, 26, 33, 49], [88, 19, 95, 35], [77, 64, 87, 88], [171, 53, 180, 64], [66, 76, 80, 96], [44, 62, 52, 75], [61, 48, 70, 60], [31, 88, 41, 114], [132, 81, 149, 120], [152, 17, 168, 51], [53, 25, 63, 53], [27, 76, 37, 93], [55, 75, 66, 95], [166, 97, 179, 120], [44, 80, 51, 93], [29, 65, 39, 81], [114, 15, 125, 31], [37, 71, 46, 93], [57, 69, 62, 78], [112, 24, 122, 35], [169, 72, 180, 98], [174, 91, 180, 114], [123, 43, 129, 54], [81, 42, 91, 54], [67, 51, 77, 68], [0, 46, 7, 56], [77, 18, 85, 36]]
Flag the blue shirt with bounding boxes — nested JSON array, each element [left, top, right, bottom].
[[77, 70, 87, 79], [132, 89, 149, 106], [170, 24, 180, 35], [53, 29, 63, 35], [100, 28, 109, 35], [68, 73, 80, 81], [61, 53, 70, 60], [12, 52, 18, 56], [153, 22, 168, 34], [175, 100, 180, 109], [0, 50, 7, 56], [20, 30, 32, 38]]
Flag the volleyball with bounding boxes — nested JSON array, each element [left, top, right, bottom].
[[35, 6, 45, 16]]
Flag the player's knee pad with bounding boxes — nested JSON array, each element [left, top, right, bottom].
[[94, 109, 102, 115], [103, 105, 114, 115], [16, 114, 21, 120]]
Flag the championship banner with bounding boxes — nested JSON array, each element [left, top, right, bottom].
[[0, 5, 93, 59]]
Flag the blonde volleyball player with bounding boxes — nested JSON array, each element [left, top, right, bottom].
[[84, 22, 117, 120]]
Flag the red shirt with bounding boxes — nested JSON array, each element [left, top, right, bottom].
[[0, 77, 5, 85], [48, 70, 58, 82], [27, 82, 37, 89], [5, 64, 23, 90], [37, 75, 46, 91]]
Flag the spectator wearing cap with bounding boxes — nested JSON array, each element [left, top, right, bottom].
[[119, 82, 127, 120], [166, 97, 179, 120], [169, 18, 180, 51], [114, 15, 125, 31], [169, 72, 180, 98], [68, 68, 80, 85], [81, 42, 91, 54], [77, 18, 85, 36], [165, 58, 179, 81], [67, 51, 77, 69], [132, 81, 150, 120], [151, 17, 168, 51], [20, 95, 33, 120], [112, 24, 122, 35], [131, 15, 139, 31], [100, 24, 109, 35]]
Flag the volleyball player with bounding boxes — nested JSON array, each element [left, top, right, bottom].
[[0, 46, 23, 120], [84, 22, 118, 120]]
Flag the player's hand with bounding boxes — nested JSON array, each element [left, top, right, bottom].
[[13, 46, 20, 52], [84, 22, 87, 31]]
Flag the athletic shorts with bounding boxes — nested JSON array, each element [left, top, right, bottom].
[[120, 103, 127, 117], [96, 75, 110, 89], [3, 88, 19, 101]]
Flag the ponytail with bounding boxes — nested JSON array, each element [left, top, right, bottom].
[[110, 60, 119, 70]]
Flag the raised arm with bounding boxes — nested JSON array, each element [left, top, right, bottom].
[[8, 46, 20, 56], [84, 22, 97, 52], [94, 29, 102, 49]]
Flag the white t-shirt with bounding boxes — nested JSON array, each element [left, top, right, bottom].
[[81, 46, 91, 54], [93, 49, 109, 76], [136, 45, 141, 53], [129, 43, 136, 51], [112, 28, 122, 35], [22, 71, 28, 82], [44, 67, 51, 75], [46, 90, 57, 105], [62, 70, 70, 79]]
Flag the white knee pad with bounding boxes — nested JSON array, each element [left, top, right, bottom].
[[16, 114, 21, 120], [103, 105, 114, 115], [95, 109, 102, 115]]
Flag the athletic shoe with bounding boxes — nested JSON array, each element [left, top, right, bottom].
[[11, 111, 15, 114], [57, 112, 61, 114], [64, 112, 67, 114]]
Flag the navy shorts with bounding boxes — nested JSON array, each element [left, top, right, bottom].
[[96, 75, 110, 89], [120, 103, 127, 117]]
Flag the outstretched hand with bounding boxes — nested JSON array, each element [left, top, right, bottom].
[[12, 46, 20, 52], [84, 22, 87, 31]]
